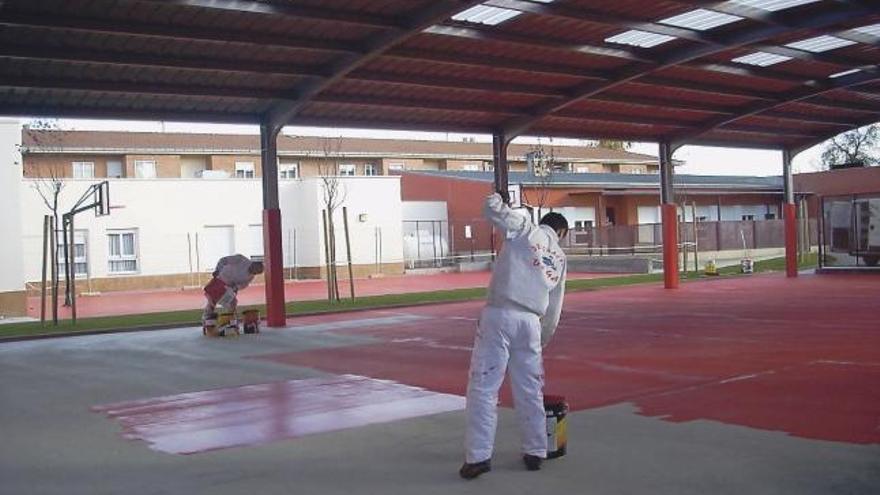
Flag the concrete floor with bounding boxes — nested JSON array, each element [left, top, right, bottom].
[[2, 274, 878, 494]]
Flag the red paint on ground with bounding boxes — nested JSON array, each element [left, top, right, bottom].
[[257, 274, 880, 444], [32, 271, 611, 318], [92, 375, 464, 454]]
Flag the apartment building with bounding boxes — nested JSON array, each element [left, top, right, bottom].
[[20, 129, 661, 180]]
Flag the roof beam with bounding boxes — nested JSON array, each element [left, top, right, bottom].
[[0, 75, 288, 99], [0, 104, 259, 124], [135, 0, 403, 28], [788, 114, 880, 154], [347, 70, 564, 97], [384, 48, 611, 80], [0, 12, 360, 53], [500, 2, 874, 137], [670, 65, 880, 146], [0, 44, 329, 78], [267, 0, 487, 128]]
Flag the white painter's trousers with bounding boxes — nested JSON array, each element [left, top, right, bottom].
[[465, 306, 546, 463]]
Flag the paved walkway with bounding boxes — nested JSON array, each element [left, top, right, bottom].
[[2, 273, 878, 494], [27, 271, 613, 318]]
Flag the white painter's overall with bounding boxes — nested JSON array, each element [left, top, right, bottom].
[[464, 194, 566, 463]]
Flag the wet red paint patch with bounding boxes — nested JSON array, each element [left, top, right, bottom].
[[92, 375, 464, 454], [257, 275, 880, 444]]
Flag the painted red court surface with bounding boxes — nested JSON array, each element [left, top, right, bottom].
[[30, 271, 611, 318], [95, 273, 879, 454]]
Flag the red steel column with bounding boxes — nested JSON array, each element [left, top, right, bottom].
[[659, 142, 679, 289], [782, 149, 798, 278], [261, 121, 286, 327]]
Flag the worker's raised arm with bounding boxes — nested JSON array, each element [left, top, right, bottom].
[[483, 193, 533, 239]]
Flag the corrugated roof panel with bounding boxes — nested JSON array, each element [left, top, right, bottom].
[[451, 5, 523, 26], [564, 99, 708, 124], [327, 79, 544, 109], [401, 32, 631, 71], [725, 0, 822, 12], [785, 35, 857, 53], [565, 0, 699, 22], [614, 82, 758, 107], [660, 64, 798, 93], [605, 30, 676, 48], [363, 56, 584, 90], [659, 9, 743, 31], [852, 22, 880, 38]]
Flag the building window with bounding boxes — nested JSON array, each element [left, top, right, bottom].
[[742, 214, 755, 221], [107, 161, 123, 178], [134, 160, 157, 178], [107, 230, 138, 273], [56, 230, 88, 278], [72, 161, 95, 179], [462, 163, 480, 171], [575, 166, 589, 173], [339, 164, 356, 176], [574, 220, 593, 231], [235, 161, 255, 178], [279, 163, 299, 179], [387, 162, 405, 173], [364, 164, 378, 176]]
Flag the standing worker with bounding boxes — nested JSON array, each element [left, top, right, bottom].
[[460, 191, 568, 480], [202, 254, 264, 323]]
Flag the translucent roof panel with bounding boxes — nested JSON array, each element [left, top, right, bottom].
[[830, 68, 862, 79], [659, 9, 743, 31], [852, 23, 880, 38], [605, 30, 676, 48], [785, 35, 856, 53], [451, 5, 521, 26], [724, 0, 822, 12], [731, 51, 793, 66]]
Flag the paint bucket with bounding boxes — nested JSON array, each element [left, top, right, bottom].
[[741, 258, 754, 274], [242, 309, 260, 334], [544, 394, 568, 459], [216, 312, 238, 336], [203, 312, 218, 336]]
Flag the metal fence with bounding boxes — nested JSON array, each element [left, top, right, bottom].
[[401, 218, 815, 269], [819, 193, 880, 269]]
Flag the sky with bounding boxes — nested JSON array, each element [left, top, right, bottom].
[[28, 118, 833, 176]]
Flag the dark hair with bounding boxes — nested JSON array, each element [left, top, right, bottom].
[[250, 261, 265, 274], [539, 212, 568, 233]]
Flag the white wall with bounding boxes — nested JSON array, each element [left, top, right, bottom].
[[0, 119, 24, 293], [18, 176, 404, 283]]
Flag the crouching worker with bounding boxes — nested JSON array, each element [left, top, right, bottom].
[[202, 254, 264, 324], [460, 191, 568, 480]]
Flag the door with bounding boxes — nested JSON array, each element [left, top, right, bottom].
[[201, 226, 235, 272]]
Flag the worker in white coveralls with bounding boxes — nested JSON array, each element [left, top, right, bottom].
[[460, 191, 568, 480], [202, 254, 264, 322]]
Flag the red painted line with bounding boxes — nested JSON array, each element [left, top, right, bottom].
[[92, 375, 464, 454]]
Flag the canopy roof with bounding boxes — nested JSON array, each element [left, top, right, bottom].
[[1, 0, 878, 153]]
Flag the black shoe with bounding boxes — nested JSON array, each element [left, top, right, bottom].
[[459, 460, 491, 479], [523, 454, 543, 471]]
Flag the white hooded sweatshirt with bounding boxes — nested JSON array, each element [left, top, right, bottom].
[[483, 194, 566, 346], [214, 254, 256, 291]]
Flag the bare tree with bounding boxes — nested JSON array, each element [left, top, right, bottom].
[[594, 139, 632, 151], [523, 138, 558, 220], [317, 137, 348, 301], [820, 124, 879, 169], [20, 120, 68, 304]]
